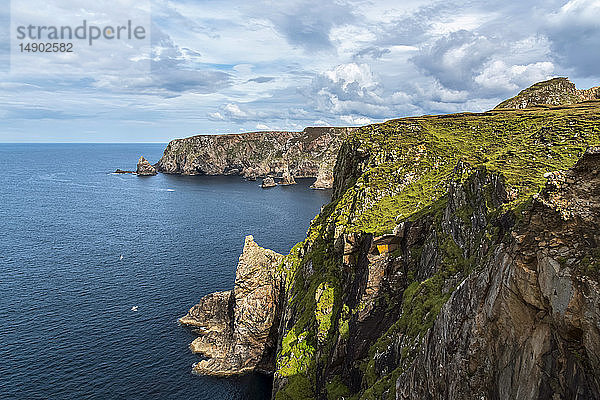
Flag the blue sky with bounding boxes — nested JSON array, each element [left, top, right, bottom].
[[1, 0, 599, 142]]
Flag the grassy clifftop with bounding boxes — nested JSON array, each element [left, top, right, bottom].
[[331, 102, 600, 235], [273, 101, 600, 400]]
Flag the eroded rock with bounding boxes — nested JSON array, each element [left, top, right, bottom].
[[179, 235, 284, 376], [136, 156, 157, 176]]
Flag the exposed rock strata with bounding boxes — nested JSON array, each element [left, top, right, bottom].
[[155, 127, 348, 189], [495, 77, 600, 109], [136, 156, 157, 176], [179, 236, 283, 376], [396, 148, 600, 399]]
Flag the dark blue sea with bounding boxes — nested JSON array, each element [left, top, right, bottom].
[[0, 144, 331, 400]]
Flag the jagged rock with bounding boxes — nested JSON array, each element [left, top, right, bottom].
[[114, 169, 134, 174], [495, 77, 600, 109], [179, 236, 284, 376], [279, 165, 297, 185], [261, 177, 277, 188], [136, 156, 157, 176]]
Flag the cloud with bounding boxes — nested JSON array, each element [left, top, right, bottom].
[[208, 103, 267, 122], [411, 30, 495, 91], [474, 60, 555, 92], [311, 63, 388, 117], [340, 115, 371, 125], [545, 0, 600, 77], [353, 46, 391, 60], [259, 0, 355, 51], [2, 0, 600, 141], [248, 77, 275, 83]]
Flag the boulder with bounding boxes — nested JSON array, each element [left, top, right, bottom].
[[261, 176, 276, 188]]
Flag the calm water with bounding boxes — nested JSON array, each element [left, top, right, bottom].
[[0, 144, 331, 400]]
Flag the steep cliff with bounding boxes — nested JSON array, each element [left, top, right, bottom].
[[156, 127, 348, 189], [268, 101, 600, 400], [180, 83, 600, 399]]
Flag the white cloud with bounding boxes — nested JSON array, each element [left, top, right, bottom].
[[474, 61, 555, 92], [340, 115, 371, 125]]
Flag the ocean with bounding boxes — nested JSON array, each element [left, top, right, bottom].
[[0, 143, 331, 400]]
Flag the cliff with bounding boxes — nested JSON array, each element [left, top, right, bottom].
[[155, 127, 349, 189], [180, 81, 600, 399]]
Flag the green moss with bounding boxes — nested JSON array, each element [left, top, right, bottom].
[[338, 304, 350, 339], [326, 375, 351, 400], [275, 374, 315, 400], [580, 247, 600, 277], [329, 105, 600, 236], [315, 283, 335, 342], [277, 329, 315, 377], [359, 366, 403, 400], [274, 102, 600, 399]]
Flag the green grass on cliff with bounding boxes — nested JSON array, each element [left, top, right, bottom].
[[274, 102, 600, 400], [334, 103, 600, 235]]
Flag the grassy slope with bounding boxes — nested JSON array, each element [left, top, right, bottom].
[[274, 102, 600, 400]]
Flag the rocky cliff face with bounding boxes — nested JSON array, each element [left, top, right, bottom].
[[179, 236, 284, 375], [180, 83, 600, 399], [156, 127, 349, 189], [495, 77, 600, 109], [396, 148, 600, 399]]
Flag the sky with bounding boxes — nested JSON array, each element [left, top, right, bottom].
[[0, 0, 599, 142]]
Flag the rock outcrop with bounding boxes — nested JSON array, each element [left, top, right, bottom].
[[155, 127, 349, 189], [136, 156, 157, 176], [179, 81, 600, 399], [179, 236, 284, 375], [261, 177, 277, 188], [495, 77, 600, 109], [279, 165, 297, 186]]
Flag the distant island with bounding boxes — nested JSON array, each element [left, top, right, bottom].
[[144, 77, 600, 399]]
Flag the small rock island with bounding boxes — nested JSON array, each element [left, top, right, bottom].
[[136, 156, 157, 176]]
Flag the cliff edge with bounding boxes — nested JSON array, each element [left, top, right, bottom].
[[156, 127, 349, 189]]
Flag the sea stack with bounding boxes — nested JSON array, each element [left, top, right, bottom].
[[136, 156, 157, 176], [261, 176, 276, 188], [279, 165, 297, 185], [179, 235, 283, 376]]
